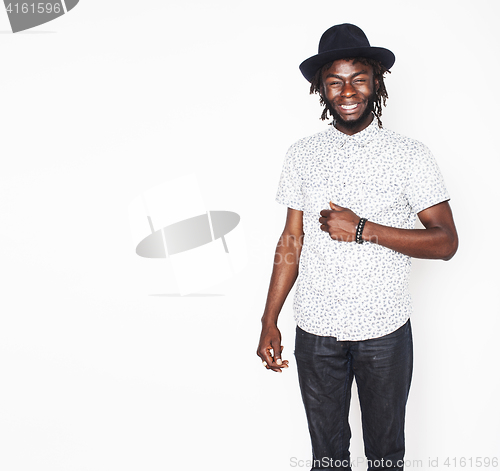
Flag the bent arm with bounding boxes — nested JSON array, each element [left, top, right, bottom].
[[257, 208, 304, 372], [362, 201, 459, 260]]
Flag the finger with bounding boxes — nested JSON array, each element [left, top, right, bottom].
[[258, 344, 288, 372], [274, 348, 289, 368], [266, 347, 284, 371], [329, 201, 343, 211], [320, 224, 328, 232], [259, 345, 275, 366], [280, 346, 289, 368], [263, 358, 289, 371], [269, 345, 289, 372], [272, 340, 283, 366]]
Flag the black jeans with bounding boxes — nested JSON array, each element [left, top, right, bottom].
[[295, 320, 413, 471]]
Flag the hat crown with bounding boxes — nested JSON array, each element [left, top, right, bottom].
[[318, 23, 371, 54], [299, 23, 395, 82]]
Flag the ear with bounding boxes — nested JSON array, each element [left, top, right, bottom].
[[374, 77, 380, 92]]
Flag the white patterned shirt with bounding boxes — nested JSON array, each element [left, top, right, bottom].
[[276, 118, 450, 340]]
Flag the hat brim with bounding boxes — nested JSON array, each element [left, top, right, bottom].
[[299, 46, 395, 82]]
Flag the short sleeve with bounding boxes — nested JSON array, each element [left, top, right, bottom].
[[275, 145, 305, 210], [405, 143, 450, 214]]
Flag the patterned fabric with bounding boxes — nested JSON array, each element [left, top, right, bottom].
[[276, 118, 450, 340]]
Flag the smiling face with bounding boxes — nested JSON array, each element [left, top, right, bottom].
[[321, 59, 379, 135]]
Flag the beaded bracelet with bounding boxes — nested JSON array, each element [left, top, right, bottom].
[[355, 218, 368, 244]]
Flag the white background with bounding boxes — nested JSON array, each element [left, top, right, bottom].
[[0, 0, 499, 470]]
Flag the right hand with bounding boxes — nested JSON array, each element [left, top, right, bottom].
[[256, 323, 289, 373]]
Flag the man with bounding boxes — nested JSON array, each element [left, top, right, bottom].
[[256, 24, 458, 471]]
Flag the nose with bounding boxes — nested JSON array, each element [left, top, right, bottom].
[[341, 82, 356, 98]]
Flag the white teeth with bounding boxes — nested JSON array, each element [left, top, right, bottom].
[[341, 104, 358, 110]]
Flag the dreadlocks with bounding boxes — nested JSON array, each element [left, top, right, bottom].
[[309, 57, 390, 128]]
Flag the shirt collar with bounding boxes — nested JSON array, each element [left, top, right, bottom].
[[330, 115, 381, 149]]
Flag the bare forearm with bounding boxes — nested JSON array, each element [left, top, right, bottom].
[[362, 221, 458, 260], [321, 201, 459, 261], [261, 234, 302, 326]]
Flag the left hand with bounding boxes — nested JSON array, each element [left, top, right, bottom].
[[319, 202, 360, 242]]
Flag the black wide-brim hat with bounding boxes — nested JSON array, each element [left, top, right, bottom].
[[299, 23, 395, 82]]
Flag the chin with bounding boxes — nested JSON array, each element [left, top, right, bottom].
[[336, 115, 367, 129], [331, 106, 373, 130]]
